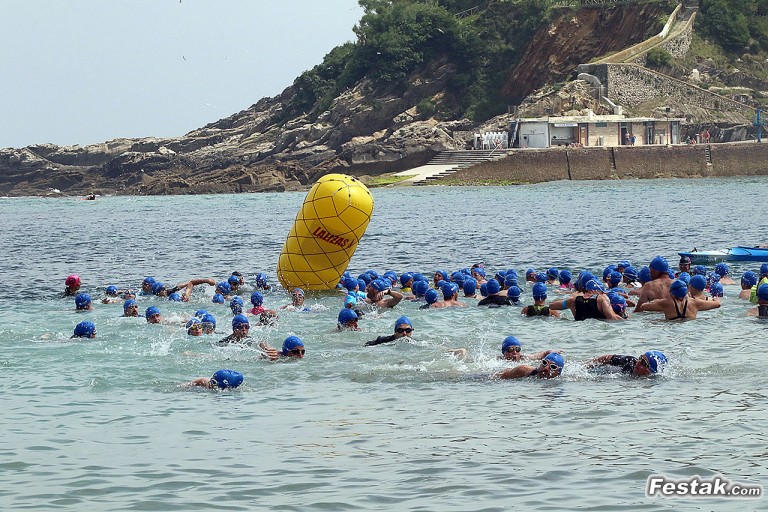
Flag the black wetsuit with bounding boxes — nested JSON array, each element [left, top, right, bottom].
[[606, 355, 637, 374], [573, 296, 606, 321], [672, 299, 688, 320], [477, 295, 511, 307], [364, 334, 399, 347], [418, 303, 432, 310], [217, 334, 253, 345], [759, 305, 768, 318], [524, 304, 550, 317]]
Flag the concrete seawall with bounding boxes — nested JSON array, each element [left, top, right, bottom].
[[447, 143, 768, 183]]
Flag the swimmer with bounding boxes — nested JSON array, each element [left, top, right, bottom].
[[750, 264, 768, 303], [634, 256, 674, 310], [677, 256, 691, 277], [75, 293, 93, 311], [739, 271, 758, 300], [254, 272, 271, 291], [635, 279, 720, 320], [688, 274, 707, 299], [200, 313, 217, 334], [432, 283, 466, 308], [621, 266, 641, 289], [248, 291, 278, 324], [586, 350, 667, 377], [188, 369, 244, 389], [337, 308, 360, 331], [462, 277, 478, 298], [281, 288, 309, 310], [218, 314, 255, 344], [140, 277, 156, 295], [186, 318, 204, 336], [101, 285, 121, 304], [122, 289, 136, 301], [546, 267, 559, 285], [419, 289, 439, 310], [214, 281, 232, 300], [399, 272, 414, 293], [227, 275, 241, 294], [122, 299, 139, 317], [365, 279, 403, 308], [63, 274, 81, 297], [477, 279, 512, 307], [522, 283, 560, 317], [364, 316, 414, 346], [71, 321, 96, 339], [279, 336, 306, 359], [145, 306, 163, 324], [230, 296, 244, 315], [548, 280, 624, 321], [506, 286, 523, 306], [558, 269, 574, 290], [496, 352, 564, 380], [471, 266, 487, 285], [524, 268, 537, 283], [498, 336, 561, 362], [628, 266, 651, 296], [746, 284, 768, 317]]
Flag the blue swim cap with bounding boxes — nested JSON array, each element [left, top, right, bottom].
[[168, 292, 182, 302], [525, 268, 537, 278], [603, 265, 618, 280], [122, 289, 136, 299], [547, 267, 559, 279], [486, 278, 501, 295], [338, 308, 358, 324], [250, 291, 264, 307], [608, 292, 626, 314], [151, 282, 165, 295], [395, 316, 413, 329], [693, 265, 707, 276], [211, 369, 243, 389], [618, 260, 631, 270], [479, 283, 488, 297], [383, 271, 398, 284], [578, 272, 597, 291], [282, 336, 304, 356], [643, 351, 667, 373], [689, 274, 706, 291], [585, 279, 605, 293], [714, 263, 729, 277], [504, 274, 518, 288], [75, 293, 91, 309], [186, 317, 201, 329], [105, 285, 118, 295], [507, 285, 522, 299], [502, 336, 521, 353], [230, 296, 244, 306], [649, 256, 669, 273], [342, 277, 357, 291], [742, 271, 758, 287], [358, 273, 372, 285], [230, 296, 244, 314], [255, 273, 268, 287], [412, 280, 429, 297], [758, 283, 768, 301], [535, 272, 548, 283], [145, 306, 161, 318], [201, 313, 216, 328], [216, 281, 231, 295], [761, 263, 768, 276], [494, 271, 506, 283], [677, 272, 691, 285], [462, 278, 477, 296], [609, 271, 622, 286], [212, 293, 225, 304], [123, 299, 138, 310], [366, 270, 380, 279], [194, 309, 209, 319], [543, 352, 564, 369], [357, 279, 367, 291], [227, 275, 239, 287], [412, 272, 427, 282], [73, 321, 95, 338], [558, 269, 572, 284], [638, 267, 651, 284], [709, 282, 724, 297], [400, 272, 414, 287], [473, 267, 486, 278], [231, 314, 249, 328], [450, 271, 465, 284], [669, 280, 688, 299], [441, 282, 459, 299], [425, 289, 439, 304], [371, 279, 388, 292], [532, 282, 547, 298], [143, 276, 156, 286], [622, 266, 638, 281]]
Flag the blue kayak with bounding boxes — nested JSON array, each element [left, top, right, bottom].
[[678, 246, 768, 264]]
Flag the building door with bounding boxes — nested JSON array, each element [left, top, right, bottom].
[[646, 124, 655, 145], [579, 126, 588, 146], [620, 124, 628, 145]]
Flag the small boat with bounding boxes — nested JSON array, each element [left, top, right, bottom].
[[678, 246, 768, 264]]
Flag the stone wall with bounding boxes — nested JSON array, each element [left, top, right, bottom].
[[448, 142, 768, 183]]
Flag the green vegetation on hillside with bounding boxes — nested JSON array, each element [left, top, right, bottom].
[[699, 0, 768, 53]]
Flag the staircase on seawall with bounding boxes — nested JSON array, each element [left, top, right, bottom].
[[401, 150, 509, 186]]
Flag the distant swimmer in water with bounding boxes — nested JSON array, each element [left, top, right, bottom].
[[187, 369, 244, 390], [281, 288, 309, 310], [521, 283, 560, 317], [75, 293, 93, 311], [365, 279, 403, 309], [337, 308, 360, 331], [419, 289, 439, 310], [83, 193, 96, 201], [714, 263, 736, 285], [496, 352, 564, 380], [635, 279, 720, 320], [462, 277, 478, 299], [739, 271, 758, 300], [432, 283, 466, 308], [145, 306, 164, 324], [248, 291, 278, 325], [586, 350, 667, 377], [364, 316, 414, 346], [101, 285, 121, 304], [477, 279, 512, 307], [122, 299, 140, 317], [548, 279, 624, 321], [676, 256, 692, 277], [63, 274, 81, 297], [746, 284, 768, 317], [634, 256, 674, 310], [71, 321, 96, 339]]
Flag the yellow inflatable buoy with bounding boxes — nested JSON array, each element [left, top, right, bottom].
[[277, 174, 374, 291]]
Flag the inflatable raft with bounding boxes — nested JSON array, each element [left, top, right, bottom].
[[277, 174, 374, 291]]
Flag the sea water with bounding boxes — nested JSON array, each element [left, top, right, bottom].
[[1, 178, 766, 511]]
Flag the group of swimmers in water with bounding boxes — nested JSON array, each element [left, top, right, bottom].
[[61, 254, 768, 388]]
